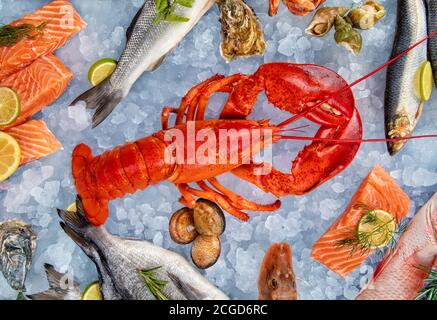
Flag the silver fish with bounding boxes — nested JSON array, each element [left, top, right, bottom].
[[72, 0, 215, 128], [427, 0, 437, 85], [27, 264, 82, 300], [384, 0, 427, 156], [57, 197, 228, 300], [0, 220, 36, 292]]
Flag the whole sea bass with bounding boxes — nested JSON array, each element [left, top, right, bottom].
[[384, 0, 427, 156], [73, 0, 215, 128], [356, 192, 437, 300], [57, 198, 228, 300], [427, 0, 437, 85]]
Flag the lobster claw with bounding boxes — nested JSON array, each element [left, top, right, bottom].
[[228, 63, 363, 196]]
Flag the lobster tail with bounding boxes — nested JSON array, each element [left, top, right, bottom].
[[72, 144, 110, 226]]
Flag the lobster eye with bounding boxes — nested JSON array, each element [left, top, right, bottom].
[[271, 278, 278, 289]]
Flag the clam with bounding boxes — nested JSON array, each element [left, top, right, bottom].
[[193, 199, 226, 236], [191, 235, 221, 269], [169, 208, 198, 245]]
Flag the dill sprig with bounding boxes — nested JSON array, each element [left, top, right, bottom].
[[416, 267, 437, 301], [139, 266, 168, 300], [336, 208, 402, 256], [154, 0, 195, 25], [0, 21, 47, 47]]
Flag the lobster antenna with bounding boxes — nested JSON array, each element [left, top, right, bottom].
[[278, 29, 437, 129], [277, 134, 437, 144]]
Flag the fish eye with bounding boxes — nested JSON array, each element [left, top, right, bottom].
[[271, 278, 278, 289]]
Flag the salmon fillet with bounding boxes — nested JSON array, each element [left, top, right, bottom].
[[0, 54, 73, 130], [6, 119, 62, 165], [0, 0, 86, 81], [311, 165, 411, 277]]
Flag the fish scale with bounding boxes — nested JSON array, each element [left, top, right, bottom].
[[384, 0, 428, 155], [427, 0, 437, 85]]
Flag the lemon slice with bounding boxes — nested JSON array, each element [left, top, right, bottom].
[[0, 132, 21, 182], [82, 281, 102, 300], [416, 61, 433, 102], [358, 209, 396, 250], [67, 202, 77, 212], [0, 87, 20, 126], [88, 58, 117, 86]]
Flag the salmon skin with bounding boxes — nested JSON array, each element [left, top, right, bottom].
[[311, 165, 410, 277], [0, 54, 73, 130], [6, 119, 62, 166], [357, 192, 437, 300], [0, 0, 86, 81]]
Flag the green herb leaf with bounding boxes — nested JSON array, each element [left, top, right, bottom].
[[416, 267, 437, 301], [0, 21, 47, 47], [139, 267, 168, 300], [154, 0, 193, 25]]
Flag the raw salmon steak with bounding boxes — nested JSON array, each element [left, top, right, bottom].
[[311, 165, 411, 277], [0, 54, 73, 130], [0, 0, 86, 80], [6, 119, 62, 165]]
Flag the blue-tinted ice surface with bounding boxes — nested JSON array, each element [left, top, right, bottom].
[[0, 0, 436, 300]]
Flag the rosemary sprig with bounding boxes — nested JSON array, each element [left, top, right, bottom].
[[0, 21, 47, 47], [139, 266, 168, 300], [416, 267, 437, 301], [153, 0, 195, 25], [336, 209, 401, 256]]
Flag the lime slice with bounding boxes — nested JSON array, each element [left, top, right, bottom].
[[0, 132, 21, 182], [0, 87, 20, 126], [88, 58, 117, 86], [67, 202, 77, 212], [81, 281, 102, 300], [358, 209, 396, 250], [415, 61, 433, 102]]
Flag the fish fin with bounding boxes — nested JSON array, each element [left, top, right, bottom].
[[167, 272, 206, 300], [71, 80, 124, 128], [27, 264, 81, 300], [126, 3, 145, 41], [57, 196, 91, 237], [148, 54, 169, 72]]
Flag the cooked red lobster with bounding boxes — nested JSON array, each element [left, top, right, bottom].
[[73, 63, 362, 226]]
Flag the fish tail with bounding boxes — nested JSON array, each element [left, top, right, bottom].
[[71, 79, 124, 128], [27, 264, 80, 300]]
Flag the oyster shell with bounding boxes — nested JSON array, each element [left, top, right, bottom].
[[0, 220, 36, 292], [217, 0, 266, 61]]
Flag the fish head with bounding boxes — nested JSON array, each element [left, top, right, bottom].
[[258, 243, 297, 300], [0, 221, 36, 292]]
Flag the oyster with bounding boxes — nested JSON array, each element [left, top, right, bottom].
[[217, 0, 266, 61], [347, 1, 386, 30], [306, 7, 349, 37], [0, 220, 36, 292]]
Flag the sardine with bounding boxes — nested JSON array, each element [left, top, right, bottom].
[[27, 264, 82, 300], [0, 220, 36, 293], [57, 197, 228, 300], [258, 243, 298, 300], [356, 192, 437, 300], [427, 0, 437, 85], [384, 0, 428, 155], [72, 0, 215, 128]]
